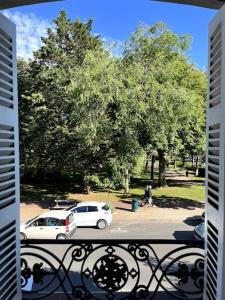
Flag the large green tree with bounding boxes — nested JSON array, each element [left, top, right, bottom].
[[123, 23, 207, 186], [19, 11, 102, 179], [18, 15, 207, 192]]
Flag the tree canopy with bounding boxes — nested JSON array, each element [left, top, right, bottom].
[[18, 11, 207, 190]]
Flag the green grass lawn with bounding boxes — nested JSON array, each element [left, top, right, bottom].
[[153, 185, 204, 202], [130, 185, 204, 202]]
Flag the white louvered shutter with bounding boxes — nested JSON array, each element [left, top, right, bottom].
[[0, 14, 21, 300], [205, 5, 225, 300]]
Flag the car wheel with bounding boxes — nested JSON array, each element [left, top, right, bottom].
[[56, 234, 68, 240], [20, 232, 27, 240], [97, 219, 107, 229]]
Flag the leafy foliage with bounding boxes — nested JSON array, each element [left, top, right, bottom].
[[18, 13, 207, 190]]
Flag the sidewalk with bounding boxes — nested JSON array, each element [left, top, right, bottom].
[[113, 205, 203, 222], [20, 201, 203, 223]]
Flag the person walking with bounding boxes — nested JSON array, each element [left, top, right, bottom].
[[148, 185, 153, 206], [144, 184, 153, 206]]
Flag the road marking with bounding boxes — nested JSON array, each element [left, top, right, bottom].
[[111, 227, 128, 233]]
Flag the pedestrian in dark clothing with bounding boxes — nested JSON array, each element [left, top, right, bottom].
[[143, 184, 153, 206]]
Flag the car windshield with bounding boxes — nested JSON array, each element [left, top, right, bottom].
[[102, 204, 109, 211], [25, 216, 38, 225]]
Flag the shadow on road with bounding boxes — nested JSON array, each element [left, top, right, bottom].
[[173, 230, 195, 240], [115, 206, 131, 212], [183, 216, 203, 227]]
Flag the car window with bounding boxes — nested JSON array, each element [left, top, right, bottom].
[[25, 216, 38, 225], [30, 218, 47, 227], [68, 213, 74, 224], [48, 218, 60, 226], [102, 204, 109, 211], [75, 206, 87, 213], [66, 205, 77, 211], [59, 219, 66, 226], [88, 206, 98, 212]]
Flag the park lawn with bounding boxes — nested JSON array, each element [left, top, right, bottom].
[[130, 184, 205, 203], [153, 185, 205, 202], [20, 167, 205, 209], [21, 183, 205, 205]]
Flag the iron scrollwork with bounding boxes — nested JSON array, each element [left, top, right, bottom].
[[176, 259, 204, 288], [21, 239, 204, 299]]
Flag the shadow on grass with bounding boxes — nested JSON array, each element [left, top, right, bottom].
[[115, 193, 204, 211], [116, 193, 204, 210], [130, 175, 156, 188], [130, 178, 150, 186], [166, 179, 205, 188], [131, 174, 204, 190], [153, 195, 204, 210], [119, 194, 132, 199], [20, 183, 82, 209], [166, 170, 185, 177]]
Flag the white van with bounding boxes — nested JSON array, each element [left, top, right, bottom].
[[20, 210, 76, 239]]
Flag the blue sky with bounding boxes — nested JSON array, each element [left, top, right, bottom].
[[5, 0, 217, 68]]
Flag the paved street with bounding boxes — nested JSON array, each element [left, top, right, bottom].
[[72, 219, 201, 240]]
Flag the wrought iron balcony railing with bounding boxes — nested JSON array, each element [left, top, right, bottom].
[[21, 239, 204, 300]]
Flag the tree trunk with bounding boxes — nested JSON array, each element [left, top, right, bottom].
[[124, 169, 129, 194], [192, 155, 194, 166], [83, 173, 91, 194], [158, 150, 167, 187], [195, 155, 199, 177], [173, 158, 176, 169], [182, 155, 185, 166], [151, 155, 155, 180], [145, 156, 150, 172], [85, 185, 91, 194]]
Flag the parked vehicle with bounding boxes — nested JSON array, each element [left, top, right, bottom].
[[67, 201, 112, 229], [50, 199, 77, 210], [20, 210, 76, 240], [194, 222, 204, 240]]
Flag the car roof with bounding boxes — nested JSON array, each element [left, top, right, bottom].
[[76, 201, 105, 207], [39, 210, 72, 219]]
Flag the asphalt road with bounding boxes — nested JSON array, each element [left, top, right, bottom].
[[72, 219, 200, 240]]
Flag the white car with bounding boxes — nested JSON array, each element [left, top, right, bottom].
[[20, 210, 76, 240], [194, 222, 205, 240], [68, 201, 112, 229]]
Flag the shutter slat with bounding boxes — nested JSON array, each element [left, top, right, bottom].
[[0, 13, 20, 300]]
